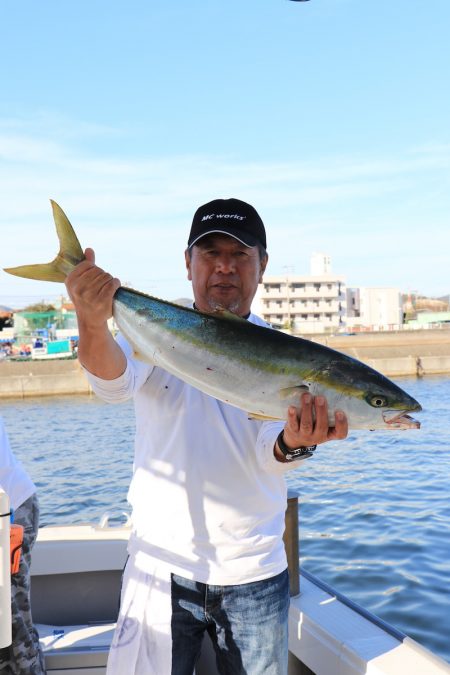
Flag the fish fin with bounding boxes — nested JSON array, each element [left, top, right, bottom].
[[212, 307, 246, 321], [3, 200, 85, 283], [247, 412, 283, 421], [132, 348, 155, 363], [278, 385, 310, 400]]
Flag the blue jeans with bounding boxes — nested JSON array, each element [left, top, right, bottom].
[[170, 568, 289, 675]]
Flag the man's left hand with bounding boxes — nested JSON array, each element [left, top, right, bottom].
[[275, 393, 348, 461]]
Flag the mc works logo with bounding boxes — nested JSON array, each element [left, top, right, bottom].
[[201, 213, 246, 221]]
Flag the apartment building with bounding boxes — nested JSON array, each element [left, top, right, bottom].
[[253, 274, 346, 334], [252, 252, 346, 334], [347, 287, 403, 330], [253, 251, 405, 334]]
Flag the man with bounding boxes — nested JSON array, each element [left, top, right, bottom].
[[66, 198, 348, 675], [0, 416, 46, 675]]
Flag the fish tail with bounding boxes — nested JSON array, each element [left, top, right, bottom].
[[3, 200, 85, 282]]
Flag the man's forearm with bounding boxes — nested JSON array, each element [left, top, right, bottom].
[[77, 321, 127, 380]]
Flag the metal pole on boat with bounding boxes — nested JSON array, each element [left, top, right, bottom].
[[284, 489, 300, 596], [0, 489, 12, 649]]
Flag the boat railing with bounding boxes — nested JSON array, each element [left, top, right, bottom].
[[284, 489, 300, 597]]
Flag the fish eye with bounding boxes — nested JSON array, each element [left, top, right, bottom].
[[367, 394, 388, 408]]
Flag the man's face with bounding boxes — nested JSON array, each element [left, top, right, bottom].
[[185, 234, 268, 317]]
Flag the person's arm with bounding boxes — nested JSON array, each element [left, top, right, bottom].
[[65, 248, 126, 379], [273, 392, 348, 463]]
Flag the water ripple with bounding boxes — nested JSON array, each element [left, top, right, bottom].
[[285, 375, 450, 663], [1, 375, 449, 663]]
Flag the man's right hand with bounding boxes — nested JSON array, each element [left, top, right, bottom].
[[65, 248, 126, 379], [66, 248, 121, 328]]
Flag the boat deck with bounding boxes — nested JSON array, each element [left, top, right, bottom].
[[29, 524, 450, 675]]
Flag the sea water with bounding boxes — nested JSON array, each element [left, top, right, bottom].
[[1, 375, 449, 663]]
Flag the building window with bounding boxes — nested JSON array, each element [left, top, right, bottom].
[[314, 284, 321, 292]]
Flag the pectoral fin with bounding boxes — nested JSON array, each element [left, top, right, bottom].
[[278, 385, 310, 400]]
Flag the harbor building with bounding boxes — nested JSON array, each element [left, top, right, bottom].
[[252, 254, 404, 334], [346, 287, 403, 331], [253, 253, 346, 334]]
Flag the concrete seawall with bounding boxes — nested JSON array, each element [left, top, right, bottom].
[[0, 359, 91, 399], [310, 329, 450, 378], [1, 329, 449, 399]]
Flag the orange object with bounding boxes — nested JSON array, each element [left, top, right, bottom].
[[10, 524, 24, 574]]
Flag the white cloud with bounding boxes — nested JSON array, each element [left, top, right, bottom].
[[1, 120, 449, 307]]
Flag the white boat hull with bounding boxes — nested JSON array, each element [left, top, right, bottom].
[[27, 522, 450, 675]]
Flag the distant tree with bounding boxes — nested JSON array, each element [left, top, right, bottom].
[[23, 302, 56, 312], [16, 303, 59, 331]]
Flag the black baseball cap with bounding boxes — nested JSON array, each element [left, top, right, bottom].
[[187, 198, 267, 250]]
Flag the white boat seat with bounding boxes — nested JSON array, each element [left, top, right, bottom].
[[37, 622, 115, 673], [37, 622, 215, 674]]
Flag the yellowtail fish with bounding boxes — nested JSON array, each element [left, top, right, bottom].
[[4, 201, 421, 430]]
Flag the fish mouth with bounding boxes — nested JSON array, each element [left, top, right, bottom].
[[383, 410, 421, 429]]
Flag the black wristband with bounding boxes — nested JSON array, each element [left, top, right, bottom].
[[276, 430, 317, 462]]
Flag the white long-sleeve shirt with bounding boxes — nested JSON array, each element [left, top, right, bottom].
[[86, 313, 306, 585], [0, 416, 36, 511]]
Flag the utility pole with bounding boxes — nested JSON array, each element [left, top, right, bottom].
[[283, 266, 295, 331]]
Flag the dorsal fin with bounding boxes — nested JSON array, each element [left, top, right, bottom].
[[212, 307, 246, 321]]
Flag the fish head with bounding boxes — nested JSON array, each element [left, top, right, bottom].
[[359, 385, 422, 430], [305, 356, 423, 430]]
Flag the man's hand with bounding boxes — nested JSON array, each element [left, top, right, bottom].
[[66, 248, 121, 329], [274, 393, 348, 462], [65, 248, 126, 379]]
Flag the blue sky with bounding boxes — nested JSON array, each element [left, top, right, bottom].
[[1, 0, 449, 308]]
